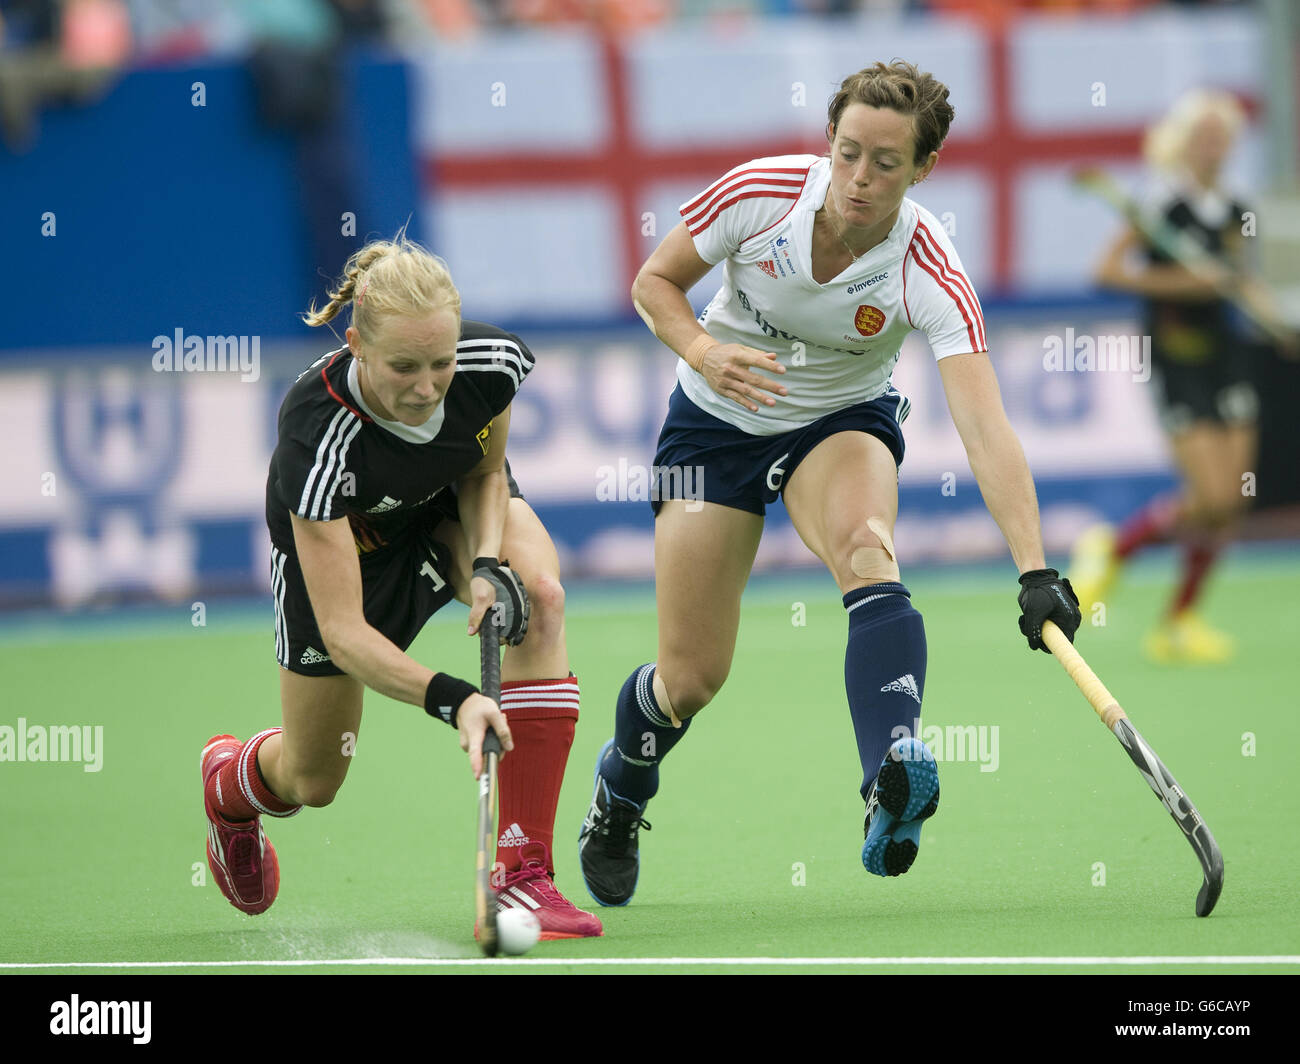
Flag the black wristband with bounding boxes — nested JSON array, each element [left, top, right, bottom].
[[471, 556, 499, 572], [424, 673, 479, 727], [1018, 567, 1060, 586]]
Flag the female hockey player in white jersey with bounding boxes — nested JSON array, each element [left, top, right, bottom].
[[579, 60, 1081, 905]]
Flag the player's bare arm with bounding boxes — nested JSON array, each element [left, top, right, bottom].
[[938, 352, 1046, 574], [940, 352, 1081, 651], [289, 509, 509, 765], [633, 220, 787, 414], [1095, 226, 1225, 302]]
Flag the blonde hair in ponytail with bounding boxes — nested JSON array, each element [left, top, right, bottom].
[[302, 228, 461, 341]]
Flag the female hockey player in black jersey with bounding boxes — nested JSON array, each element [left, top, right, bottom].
[[1076, 90, 1278, 663], [200, 233, 601, 938]]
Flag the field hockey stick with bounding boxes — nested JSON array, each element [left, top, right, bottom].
[[1073, 166, 1296, 349], [1041, 620, 1224, 917], [474, 612, 504, 956]]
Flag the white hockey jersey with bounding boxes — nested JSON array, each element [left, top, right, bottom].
[[678, 154, 987, 435]]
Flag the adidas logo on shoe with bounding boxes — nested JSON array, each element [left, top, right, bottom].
[[300, 646, 331, 665], [497, 822, 531, 847], [880, 673, 920, 703]]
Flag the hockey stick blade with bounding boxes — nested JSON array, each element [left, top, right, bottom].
[[1112, 718, 1224, 917], [1041, 621, 1224, 917]]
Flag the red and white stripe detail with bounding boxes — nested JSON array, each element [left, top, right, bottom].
[[237, 728, 301, 819], [206, 819, 264, 878], [499, 884, 542, 913], [905, 220, 987, 353], [499, 677, 580, 720], [681, 166, 808, 238]]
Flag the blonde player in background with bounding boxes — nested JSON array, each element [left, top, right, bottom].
[[578, 60, 1081, 906], [1075, 90, 1268, 663]]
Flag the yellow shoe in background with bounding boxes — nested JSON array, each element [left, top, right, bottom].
[[1143, 611, 1235, 665], [1069, 524, 1120, 612]]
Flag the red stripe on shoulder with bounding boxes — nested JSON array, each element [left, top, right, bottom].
[[322, 350, 372, 422], [912, 222, 986, 350], [902, 218, 918, 329], [739, 167, 813, 247], [907, 243, 980, 352], [683, 178, 805, 233], [682, 165, 811, 218], [688, 190, 801, 238]]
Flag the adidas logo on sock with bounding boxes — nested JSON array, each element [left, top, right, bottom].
[[300, 646, 331, 665], [880, 673, 921, 704], [497, 822, 531, 847]]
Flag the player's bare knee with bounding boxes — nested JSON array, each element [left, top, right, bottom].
[[843, 517, 900, 585], [519, 572, 565, 645], [666, 668, 726, 718], [1217, 487, 1250, 523], [292, 774, 345, 808], [1193, 493, 1240, 530]]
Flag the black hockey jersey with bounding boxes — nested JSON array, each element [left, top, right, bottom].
[[266, 321, 534, 554], [1143, 181, 1249, 363]]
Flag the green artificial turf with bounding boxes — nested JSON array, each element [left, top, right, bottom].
[[1, 553, 1297, 974]]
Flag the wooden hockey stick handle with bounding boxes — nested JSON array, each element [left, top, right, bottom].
[[1041, 621, 1128, 729]]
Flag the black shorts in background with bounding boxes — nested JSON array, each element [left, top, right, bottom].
[[1149, 342, 1258, 433]]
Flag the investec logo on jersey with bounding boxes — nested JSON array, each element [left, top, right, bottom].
[[846, 272, 888, 295], [151, 328, 260, 382]]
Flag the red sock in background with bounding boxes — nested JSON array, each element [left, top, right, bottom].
[[495, 676, 579, 877], [205, 728, 302, 822], [1170, 538, 1221, 616], [1116, 494, 1182, 560]]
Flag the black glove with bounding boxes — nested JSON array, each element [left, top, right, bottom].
[[1017, 568, 1081, 653], [471, 557, 530, 646]]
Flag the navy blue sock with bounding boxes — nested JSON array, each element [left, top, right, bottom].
[[599, 663, 691, 805], [844, 582, 927, 800]]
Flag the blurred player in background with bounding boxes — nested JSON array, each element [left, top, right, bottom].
[[200, 234, 601, 938], [1074, 90, 1266, 663], [578, 60, 1082, 906]]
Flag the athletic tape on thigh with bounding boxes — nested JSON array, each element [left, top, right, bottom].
[[850, 517, 901, 582]]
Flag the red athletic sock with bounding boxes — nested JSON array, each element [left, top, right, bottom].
[[495, 676, 579, 877], [1116, 495, 1181, 560], [205, 728, 302, 822], [1170, 538, 1220, 616]]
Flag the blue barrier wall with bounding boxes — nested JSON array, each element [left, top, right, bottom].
[[1, 49, 421, 352]]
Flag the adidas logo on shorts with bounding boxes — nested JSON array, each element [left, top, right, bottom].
[[880, 673, 921, 704], [497, 822, 531, 848], [300, 646, 331, 665]]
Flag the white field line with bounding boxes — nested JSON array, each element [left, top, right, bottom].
[[2, 955, 1298, 970]]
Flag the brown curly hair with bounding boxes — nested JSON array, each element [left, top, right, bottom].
[[827, 60, 955, 165]]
